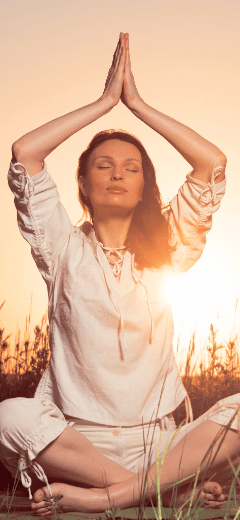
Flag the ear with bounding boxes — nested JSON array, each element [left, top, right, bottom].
[[78, 176, 88, 198]]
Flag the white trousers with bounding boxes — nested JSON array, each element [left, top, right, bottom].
[[0, 395, 239, 499]]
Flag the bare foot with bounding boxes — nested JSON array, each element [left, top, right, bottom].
[[31, 479, 226, 516], [161, 480, 226, 508], [31, 485, 65, 517], [31, 483, 110, 516]]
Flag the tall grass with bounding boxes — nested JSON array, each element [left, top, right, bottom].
[[0, 302, 50, 401], [1, 302, 240, 519], [1, 303, 239, 414]]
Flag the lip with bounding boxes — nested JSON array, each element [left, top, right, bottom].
[[106, 186, 128, 193]]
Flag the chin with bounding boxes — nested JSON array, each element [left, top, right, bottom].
[[97, 204, 136, 218]]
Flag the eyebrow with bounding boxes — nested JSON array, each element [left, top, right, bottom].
[[94, 155, 142, 164]]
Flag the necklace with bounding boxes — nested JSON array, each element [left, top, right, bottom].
[[98, 243, 126, 277]]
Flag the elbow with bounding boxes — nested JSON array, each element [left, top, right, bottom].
[[12, 139, 23, 163], [213, 152, 227, 183], [12, 139, 44, 176], [215, 151, 227, 169], [12, 139, 29, 165], [217, 152, 227, 168]]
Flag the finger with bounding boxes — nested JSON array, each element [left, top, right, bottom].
[[115, 32, 124, 60], [108, 36, 123, 82], [109, 47, 125, 88], [109, 33, 123, 73], [104, 37, 122, 89], [103, 34, 125, 93], [112, 34, 125, 73], [111, 39, 121, 70], [124, 36, 132, 74], [124, 33, 129, 51], [117, 39, 126, 68]]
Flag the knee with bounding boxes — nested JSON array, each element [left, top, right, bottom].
[[0, 397, 36, 433], [0, 397, 66, 438]]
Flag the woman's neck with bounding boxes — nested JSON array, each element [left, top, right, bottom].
[[93, 215, 132, 248]]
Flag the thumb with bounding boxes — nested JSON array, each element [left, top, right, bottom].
[[124, 33, 131, 67]]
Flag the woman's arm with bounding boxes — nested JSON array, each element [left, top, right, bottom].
[[121, 34, 226, 183], [12, 33, 126, 176]]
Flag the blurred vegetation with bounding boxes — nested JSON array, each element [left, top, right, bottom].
[[172, 323, 240, 425], [1, 300, 239, 424], [0, 302, 50, 402]]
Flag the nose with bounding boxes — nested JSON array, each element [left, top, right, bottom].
[[110, 167, 124, 181]]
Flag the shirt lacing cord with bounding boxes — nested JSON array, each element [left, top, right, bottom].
[[98, 246, 155, 358], [138, 279, 155, 344], [10, 162, 28, 176], [131, 258, 154, 344], [118, 311, 128, 358], [198, 165, 224, 206], [98, 243, 126, 277], [20, 461, 52, 500], [96, 246, 127, 360], [10, 162, 34, 198], [184, 393, 193, 423], [158, 414, 170, 430], [20, 469, 33, 500]]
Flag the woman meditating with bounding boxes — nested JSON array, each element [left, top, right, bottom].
[[1, 33, 239, 515]]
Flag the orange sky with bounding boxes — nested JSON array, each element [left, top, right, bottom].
[[1, 0, 240, 355]]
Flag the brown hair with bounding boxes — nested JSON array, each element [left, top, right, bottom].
[[76, 130, 170, 270]]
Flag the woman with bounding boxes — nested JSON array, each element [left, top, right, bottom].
[[1, 33, 239, 515]]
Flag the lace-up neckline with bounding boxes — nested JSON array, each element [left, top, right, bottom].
[[98, 243, 126, 277]]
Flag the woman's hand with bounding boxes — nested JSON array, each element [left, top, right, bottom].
[[121, 33, 226, 182], [101, 33, 126, 107], [12, 34, 126, 176], [121, 33, 143, 111]]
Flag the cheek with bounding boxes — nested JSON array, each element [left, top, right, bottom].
[[85, 174, 105, 196], [136, 178, 144, 197]]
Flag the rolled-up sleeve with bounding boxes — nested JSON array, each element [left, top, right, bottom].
[[8, 162, 72, 283], [167, 165, 226, 273]]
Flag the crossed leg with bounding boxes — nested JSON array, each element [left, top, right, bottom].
[[30, 419, 237, 515]]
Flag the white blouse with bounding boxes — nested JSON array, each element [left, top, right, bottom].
[[8, 161, 226, 426]]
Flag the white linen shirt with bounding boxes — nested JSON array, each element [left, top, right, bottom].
[[8, 162, 226, 426]]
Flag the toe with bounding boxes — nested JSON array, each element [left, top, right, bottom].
[[203, 481, 222, 497], [31, 499, 49, 511], [37, 507, 52, 516], [204, 499, 227, 508], [35, 509, 52, 518], [33, 488, 49, 503], [204, 492, 225, 501]]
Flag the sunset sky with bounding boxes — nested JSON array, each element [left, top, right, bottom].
[[1, 0, 240, 358]]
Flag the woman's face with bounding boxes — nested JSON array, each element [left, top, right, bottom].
[[79, 139, 144, 218]]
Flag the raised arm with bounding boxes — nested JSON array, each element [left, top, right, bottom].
[[12, 33, 126, 176], [121, 34, 226, 183]]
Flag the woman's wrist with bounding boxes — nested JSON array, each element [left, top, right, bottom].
[[127, 96, 147, 115], [99, 92, 120, 111]]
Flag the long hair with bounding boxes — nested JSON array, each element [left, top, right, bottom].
[[76, 130, 170, 270]]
